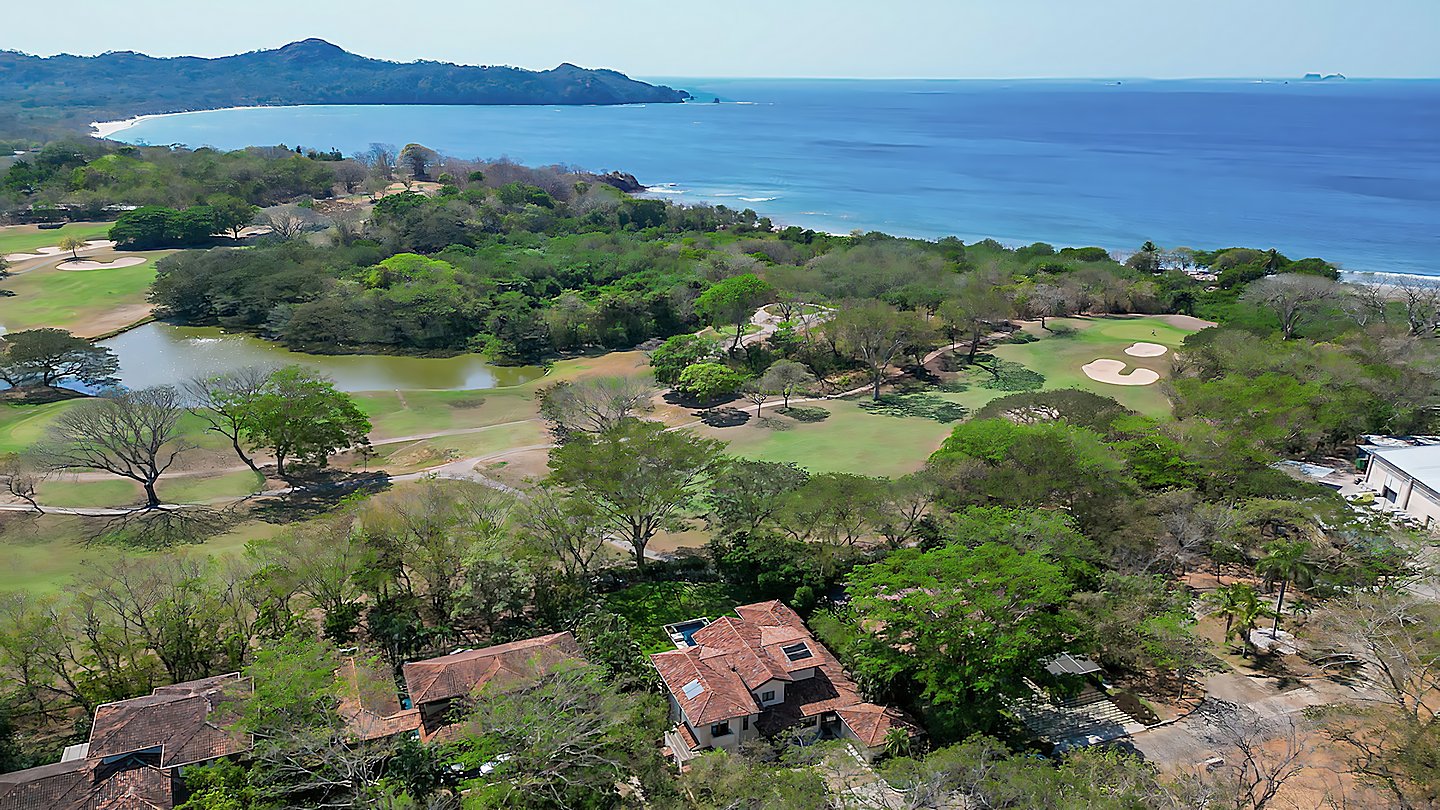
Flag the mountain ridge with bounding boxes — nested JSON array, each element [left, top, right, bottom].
[[0, 39, 690, 139]]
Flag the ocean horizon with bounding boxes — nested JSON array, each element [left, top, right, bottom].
[[104, 78, 1440, 278]]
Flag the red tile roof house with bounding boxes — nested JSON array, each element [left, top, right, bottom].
[[401, 631, 584, 742], [650, 600, 917, 765], [0, 673, 252, 810]]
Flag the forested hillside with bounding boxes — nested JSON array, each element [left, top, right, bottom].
[[0, 39, 689, 141]]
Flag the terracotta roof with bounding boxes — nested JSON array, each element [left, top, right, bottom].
[[651, 600, 920, 746], [88, 674, 251, 769], [336, 658, 421, 742], [834, 703, 920, 748], [691, 618, 793, 689], [0, 758, 173, 810], [402, 632, 583, 707], [651, 647, 758, 726]]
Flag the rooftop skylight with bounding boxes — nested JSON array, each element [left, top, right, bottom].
[[781, 642, 813, 662]]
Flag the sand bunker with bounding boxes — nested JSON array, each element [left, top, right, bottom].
[[1124, 342, 1169, 357], [1082, 359, 1160, 386], [4, 239, 115, 262], [57, 256, 147, 270]]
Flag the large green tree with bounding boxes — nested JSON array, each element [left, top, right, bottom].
[[0, 328, 119, 390], [695, 273, 773, 352], [547, 419, 725, 569], [826, 302, 928, 400], [759, 359, 817, 407], [847, 542, 1077, 735], [237, 366, 371, 479], [675, 361, 745, 404], [447, 662, 666, 808]]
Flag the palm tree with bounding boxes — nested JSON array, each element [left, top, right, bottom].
[[1255, 540, 1316, 633], [1204, 583, 1274, 659]]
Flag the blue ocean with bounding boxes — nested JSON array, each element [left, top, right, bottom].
[[110, 78, 1440, 276]]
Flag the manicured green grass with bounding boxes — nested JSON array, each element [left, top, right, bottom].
[[0, 222, 112, 256], [34, 478, 143, 508], [988, 316, 1196, 417], [159, 469, 266, 504], [709, 398, 956, 478], [710, 315, 1204, 475], [0, 400, 78, 454], [357, 389, 537, 440], [370, 421, 548, 474], [1, 256, 158, 335], [0, 513, 280, 594]]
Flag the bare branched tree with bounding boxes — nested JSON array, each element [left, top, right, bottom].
[[0, 453, 45, 513], [1199, 708, 1307, 810], [362, 143, 396, 182], [38, 386, 194, 509], [259, 204, 329, 240], [536, 375, 657, 440], [1241, 274, 1340, 339]]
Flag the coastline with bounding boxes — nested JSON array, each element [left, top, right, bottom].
[[91, 105, 280, 140], [89, 99, 673, 140], [91, 99, 1439, 283]]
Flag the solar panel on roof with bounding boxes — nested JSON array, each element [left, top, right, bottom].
[[681, 679, 704, 699], [781, 642, 813, 662]]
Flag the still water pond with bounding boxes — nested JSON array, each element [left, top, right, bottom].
[[99, 323, 543, 392]]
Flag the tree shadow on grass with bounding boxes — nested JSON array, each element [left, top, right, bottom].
[[757, 417, 794, 431], [859, 393, 968, 423], [249, 471, 393, 523], [699, 407, 750, 428], [775, 406, 830, 423]]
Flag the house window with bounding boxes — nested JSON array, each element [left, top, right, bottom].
[[742, 717, 750, 730], [761, 690, 775, 703], [711, 722, 731, 738]]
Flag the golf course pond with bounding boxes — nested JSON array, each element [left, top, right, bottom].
[[99, 322, 544, 392]]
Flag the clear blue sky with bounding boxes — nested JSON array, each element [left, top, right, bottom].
[[5, 0, 1437, 78]]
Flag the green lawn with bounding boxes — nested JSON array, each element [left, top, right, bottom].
[[0, 514, 280, 594], [709, 315, 1205, 476], [1, 256, 158, 336], [357, 389, 538, 440], [0, 222, 113, 256], [159, 469, 267, 504], [0, 400, 77, 454], [370, 421, 547, 474], [34, 478, 143, 508], [705, 398, 956, 478], [988, 316, 1197, 416]]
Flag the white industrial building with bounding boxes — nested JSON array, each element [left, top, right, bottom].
[[1363, 443, 1440, 526]]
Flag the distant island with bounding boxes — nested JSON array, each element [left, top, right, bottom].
[[1302, 72, 1347, 81], [0, 39, 690, 141]]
